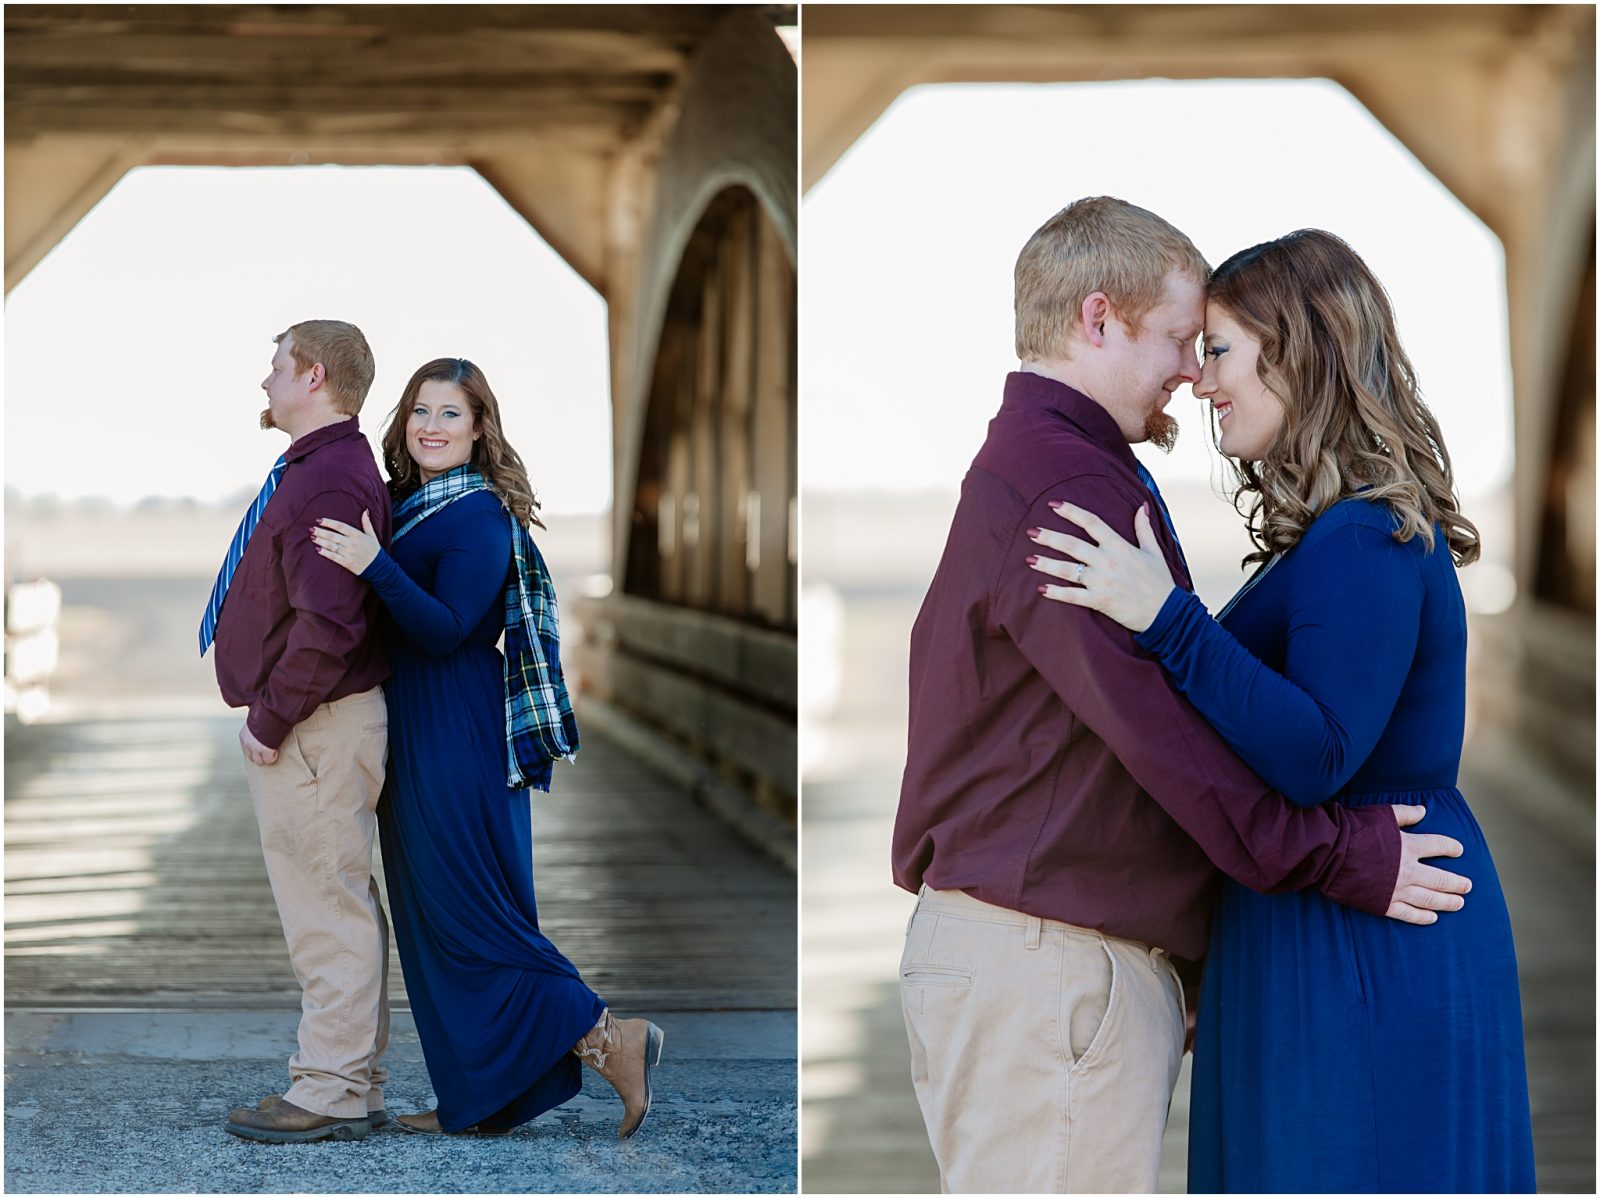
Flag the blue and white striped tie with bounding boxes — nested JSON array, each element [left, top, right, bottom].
[[198, 454, 287, 656], [1134, 460, 1190, 577]]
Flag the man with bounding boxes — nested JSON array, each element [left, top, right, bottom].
[[201, 319, 395, 1143], [891, 198, 1472, 1192]]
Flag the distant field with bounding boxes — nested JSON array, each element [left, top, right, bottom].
[[3, 502, 612, 721]]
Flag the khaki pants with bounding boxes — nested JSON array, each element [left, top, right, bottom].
[[901, 886, 1185, 1193], [244, 686, 391, 1120]]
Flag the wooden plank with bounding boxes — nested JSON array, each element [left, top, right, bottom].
[[5, 36, 690, 80], [5, 103, 654, 139], [4, 76, 674, 103], [575, 592, 797, 707], [798, 3, 1531, 46], [5, 714, 794, 1014], [5, 5, 737, 39], [720, 201, 756, 612], [751, 211, 795, 627], [663, 362, 693, 605], [606, 652, 795, 796], [688, 243, 722, 610]]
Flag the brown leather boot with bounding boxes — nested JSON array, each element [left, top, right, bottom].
[[572, 1009, 665, 1139], [259, 1092, 388, 1129], [224, 1097, 369, 1143]]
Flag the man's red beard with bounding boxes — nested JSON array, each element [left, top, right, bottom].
[[1144, 409, 1179, 453], [260, 408, 276, 431]]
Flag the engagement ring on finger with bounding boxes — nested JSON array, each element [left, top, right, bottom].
[[1073, 563, 1086, 583]]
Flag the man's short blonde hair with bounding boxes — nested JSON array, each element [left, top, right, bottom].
[[274, 319, 376, 415], [1014, 197, 1210, 360]]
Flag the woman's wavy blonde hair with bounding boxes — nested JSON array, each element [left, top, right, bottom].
[[380, 358, 545, 530], [1208, 230, 1479, 568]]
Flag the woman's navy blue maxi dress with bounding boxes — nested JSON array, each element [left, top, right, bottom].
[[361, 489, 605, 1133], [1135, 498, 1535, 1193]]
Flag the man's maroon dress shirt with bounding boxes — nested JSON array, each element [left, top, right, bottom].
[[891, 372, 1401, 960], [212, 417, 393, 749]]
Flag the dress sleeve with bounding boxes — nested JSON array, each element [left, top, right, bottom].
[[361, 502, 511, 657], [1135, 513, 1423, 806], [995, 480, 1401, 916]]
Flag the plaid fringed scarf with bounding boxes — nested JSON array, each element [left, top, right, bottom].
[[391, 465, 579, 792]]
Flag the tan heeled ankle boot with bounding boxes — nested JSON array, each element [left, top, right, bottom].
[[572, 1009, 665, 1139], [392, 1109, 511, 1137]]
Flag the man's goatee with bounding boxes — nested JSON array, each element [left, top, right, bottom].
[[260, 409, 276, 431], [1145, 411, 1179, 453]]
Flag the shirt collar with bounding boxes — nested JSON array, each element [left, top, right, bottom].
[[1002, 371, 1139, 472], [285, 416, 363, 464]]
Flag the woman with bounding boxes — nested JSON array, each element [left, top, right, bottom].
[[1028, 231, 1535, 1192], [310, 357, 664, 1139]]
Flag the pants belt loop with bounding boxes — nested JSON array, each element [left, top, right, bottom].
[[906, 885, 927, 936], [1024, 915, 1042, 951]]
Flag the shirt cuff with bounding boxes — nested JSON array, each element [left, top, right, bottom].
[[1320, 804, 1404, 917], [1134, 586, 1204, 656], [246, 706, 289, 751]]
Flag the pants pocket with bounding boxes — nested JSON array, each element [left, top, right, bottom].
[[900, 912, 977, 1018], [900, 912, 977, 985], [1066, 938, 1119, 1074], [289, 725, 320, 781], [900, 963, 974, 987]]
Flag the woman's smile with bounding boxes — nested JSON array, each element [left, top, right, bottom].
[[406, 379, 481, 482]]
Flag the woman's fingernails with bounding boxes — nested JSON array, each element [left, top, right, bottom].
[[1025, 555, 1038, 565], [1027, 528, 1040, 538], [1037, 585, 1048, 595]]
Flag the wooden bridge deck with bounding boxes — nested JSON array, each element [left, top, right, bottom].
[[5, 715, 795, 1015]]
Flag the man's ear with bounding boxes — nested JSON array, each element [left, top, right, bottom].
[[307, 362, 326, 390], [1078, 291, 1111, 349]]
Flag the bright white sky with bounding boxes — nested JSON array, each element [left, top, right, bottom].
[[801, 79, 1513, 499], [6, 81, 1513, 518], [5, 165, 612, 513]]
